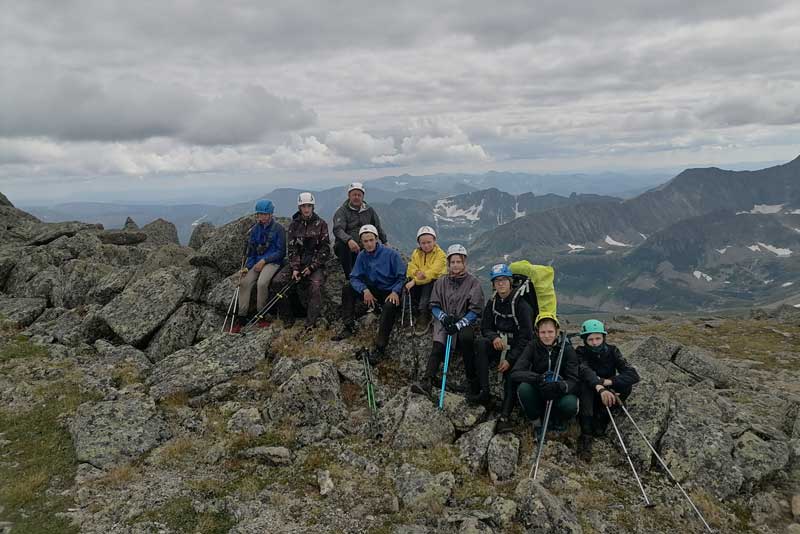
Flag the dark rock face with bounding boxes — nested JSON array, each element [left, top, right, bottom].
[[141, 218, 180, 246], [188, 221, 215, 250]]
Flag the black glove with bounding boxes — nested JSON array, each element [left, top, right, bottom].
[[540, 381, 566, 400], [442, 315, 459, 335]]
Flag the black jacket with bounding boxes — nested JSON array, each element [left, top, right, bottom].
[[480, 294, 533, 366], [332, 200, 387, 245], [287, 211, 331, 273], [576, 344, 640, 390], [510, 337, 580, 395]]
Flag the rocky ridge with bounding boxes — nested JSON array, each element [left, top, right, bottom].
[[0, 196, 798, 534]]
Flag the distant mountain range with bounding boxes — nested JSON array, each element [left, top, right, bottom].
[[471, 155, 800, 311]]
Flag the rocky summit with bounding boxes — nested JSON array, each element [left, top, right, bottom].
[[0, 196, 799, 534]]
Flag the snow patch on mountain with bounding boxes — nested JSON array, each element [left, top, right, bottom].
[[693, 270, 713, 282], [782, 282, 794, 287], [716, 247, 729, 254], [748, 245, 762, 252], [639, 233, 647, 240], [513, 199, 526, 219], [604, 235, 631, 247], [737, 204, 784, 215], [433, 199, 484, 222], [191, 215, 208, 226], [789, 209, 800, 215], [567, 244, 585, 253], [757, 242, 792, 257]]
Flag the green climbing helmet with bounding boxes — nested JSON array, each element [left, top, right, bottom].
[[580, 319, 607, 337]]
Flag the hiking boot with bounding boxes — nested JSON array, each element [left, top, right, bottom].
[[410, 378, 433, 397], [577, 434, 593, 462], [550, 417, 566, 432], [495, 416, 514, 434], [257, 319, 271, 328], [368, 346, 385, 366], [592, 417, 609, 437], [414, 314, 431, 336], [331, 323, 354, 341], [228, 316, 246, 334], [466, 389, 491, 407]]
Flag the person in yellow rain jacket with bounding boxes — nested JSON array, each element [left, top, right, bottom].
[[404, 225, 447, 332]]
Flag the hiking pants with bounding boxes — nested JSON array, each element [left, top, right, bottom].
[[272, 265, 326, 326], [476, 336, 516, 415], [334, 240, 359, 278], [578, 382, 632, 434], [423, 327, 477, 388], [341, 284, 398, 349], [517, 382, 578, 422], [409, 283, 434, 314], [238, 262, 280, 316]]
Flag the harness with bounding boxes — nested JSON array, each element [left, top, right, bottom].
[[490, 277, 533, 329], [249, 224, 276, 257]]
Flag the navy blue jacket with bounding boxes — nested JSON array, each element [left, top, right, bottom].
[[246, 220, 286, 269], [349, 243, 405, 295]]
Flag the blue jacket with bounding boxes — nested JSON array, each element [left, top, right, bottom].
[[350, 243, 406, 295], [246, 220, 286, 269]]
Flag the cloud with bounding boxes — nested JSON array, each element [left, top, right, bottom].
[[374, 119, 491, 165], [324, 129, 396, 161], [266, 135, 351, 169], [0, 71, 316, 145]]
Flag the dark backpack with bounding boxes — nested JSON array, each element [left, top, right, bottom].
[[490, 274, 539, 329]]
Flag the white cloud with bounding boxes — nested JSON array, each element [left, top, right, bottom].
[[266, 135, 350, 169], [374, 119, 490, 165], [324, 129, 396, 162]]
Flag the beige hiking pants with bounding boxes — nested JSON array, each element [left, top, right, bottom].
[[237, 263, 280, 316]]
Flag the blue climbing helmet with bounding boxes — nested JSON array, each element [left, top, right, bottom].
[[255, 199, 274, 214], [490, 263, 513, 281]]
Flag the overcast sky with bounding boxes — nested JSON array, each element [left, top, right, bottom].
[[2, 1, 800, 204]]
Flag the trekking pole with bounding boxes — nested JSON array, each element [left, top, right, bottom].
[[400, 287, 407, 327], [408, 290, 414, 329], [362, 348, 377, 413], [243, 277, 301, 331], [618, 402, 714, 533], [606, 405, 654, 508], [530, 332, 570, 480], [438, 334, 453, 410]]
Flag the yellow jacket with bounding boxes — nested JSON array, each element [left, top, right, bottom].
[[406, 245, 447, 285]]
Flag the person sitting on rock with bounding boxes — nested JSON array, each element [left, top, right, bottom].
[[476, 264, 534, 425], [332, 224, 406, 365], [509, 312, 579, 435], [404, 225, 447, 334], [332, 182, 387, 278], [411, 244, 485, 399], [576, 319, 640, 462], [232, 199, 286, 332], [271, 192, 331, 331]]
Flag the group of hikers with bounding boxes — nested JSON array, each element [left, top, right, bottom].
[[227, 181, 640, 461]]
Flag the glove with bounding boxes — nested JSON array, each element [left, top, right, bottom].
[[540, 381, 566, 401], [435, 310, 448, 322], [455, 317, 470, 331], [443, 317, 459, 335]]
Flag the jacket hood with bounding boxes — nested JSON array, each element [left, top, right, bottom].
[[342, 199, 370, 213], [292, 210, 320, 222]]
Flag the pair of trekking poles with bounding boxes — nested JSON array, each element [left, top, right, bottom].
[[529, 332, 713, 533], [221, 262, 305, 334]]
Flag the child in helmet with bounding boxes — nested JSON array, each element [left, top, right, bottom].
[[271, 192, 331, 330], [232, 199, 286, 332], [576, 319, 640, 462], [509, 313, 579, 435], [477, 263, 535, 424], [404, 226, 447, 333], [411, 244, 484, 399]]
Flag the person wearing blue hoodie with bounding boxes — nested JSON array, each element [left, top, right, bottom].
[[332, 224, 405, 365], [232, 199, 286, 332]]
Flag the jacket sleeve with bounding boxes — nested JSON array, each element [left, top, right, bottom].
[[390, 250, 406, 294], [577, 351, 602, 386], [372, 208, 388, 244], [288, 224, 302, 272], [463, 278, 485, 323], [611, 346, 641, 390], [508, 300, 534, 365], [349, 253, 367, 294], [263, 225, 286, 265], [429, 277, 444, 312], [406, 250, 419, 280], [560, 345, 581, 394], [509, 341, 542, 385], [332, 206, 353, 244], [245, 231, 258, 269], [309, 220, 331, 272], [481, 299, 499, 341], [418, 247, 447, 285]]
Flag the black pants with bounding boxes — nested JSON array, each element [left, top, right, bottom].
[[409, 283, 434, 314], [423, 327, 476, 389], [334, 240, 359, 278], [578, 382, 632, 434], [341, 284, 398, 349], [476, 336, 517, 416], [271, 265, 325, 326]]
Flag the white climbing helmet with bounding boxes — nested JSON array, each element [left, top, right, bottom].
[[359, 224, 379, 238], [297, 192, 316, 207], [446, 243, 468, 259], [416, 225, 437, 241], [347, 182, 365, 195]]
